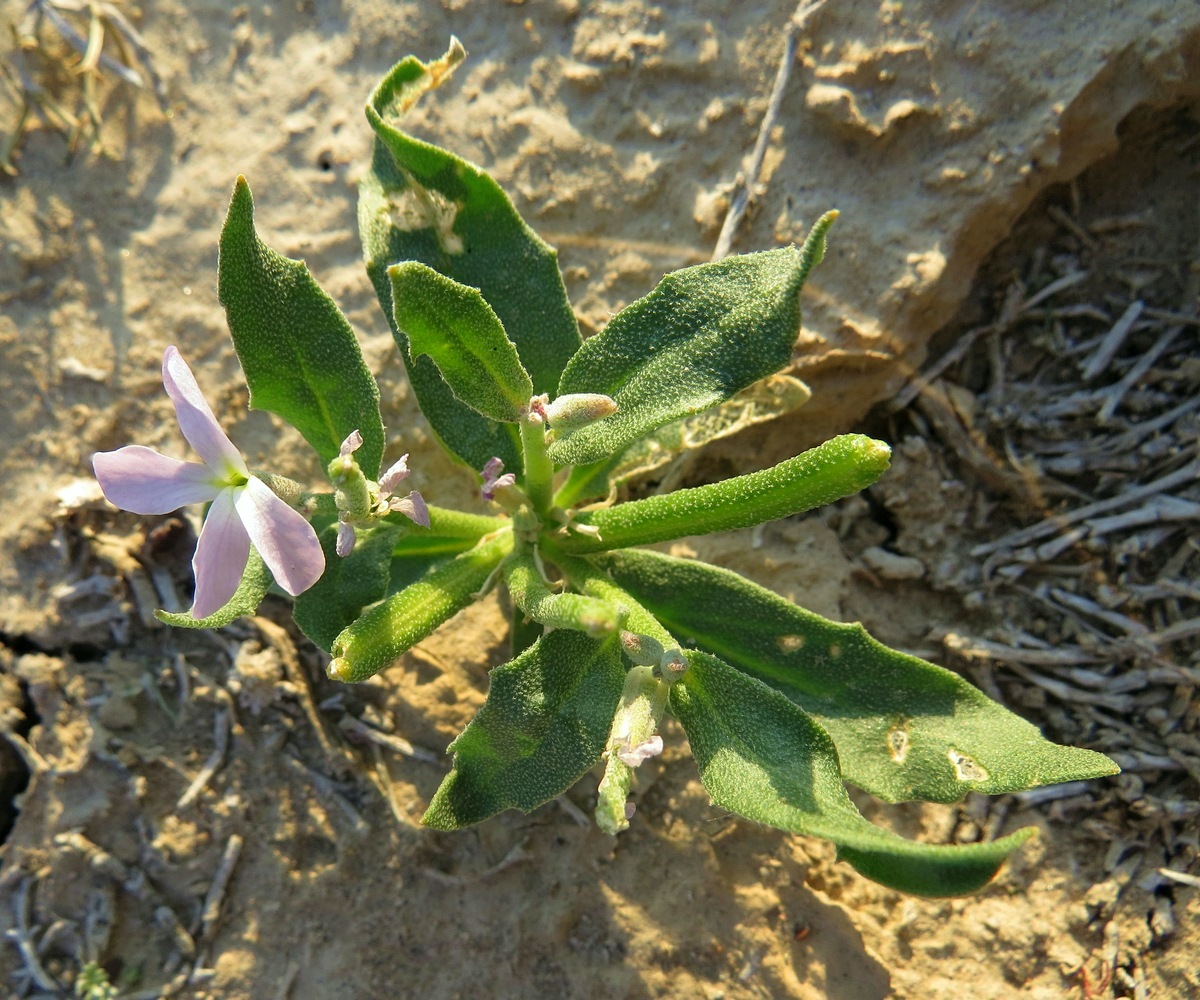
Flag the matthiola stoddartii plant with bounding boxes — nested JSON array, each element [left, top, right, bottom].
[[95, 41, 1116, 897]]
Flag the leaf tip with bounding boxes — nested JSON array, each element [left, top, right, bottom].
[[796, 209, 839, 280], [230, 174, 253, 210]]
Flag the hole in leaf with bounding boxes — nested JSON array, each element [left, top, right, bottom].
[[947, 748, 989, 782], [387, 184, 465, 254]]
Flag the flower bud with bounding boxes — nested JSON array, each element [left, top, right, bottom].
[[619, 630, 664, 667], [544, 393, 618, 435], [328, 429, 373, 521]]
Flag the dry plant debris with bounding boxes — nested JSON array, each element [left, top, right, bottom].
[[1, 0, 164, 174], [884, 103, 1199, 994]]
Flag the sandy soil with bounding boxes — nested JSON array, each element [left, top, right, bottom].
[[1, 2, 1198, 998]]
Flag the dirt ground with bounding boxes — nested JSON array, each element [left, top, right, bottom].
[[1, 2, 1198, 998]]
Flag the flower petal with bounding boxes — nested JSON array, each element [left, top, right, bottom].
[[389, 491, 430, 528], [93, 447, 222, 514], [616, 735, 663, 768], [236, 477, 325, 596], [336, 520, 356, 558], [378, 454, 410, 496], [482, 473, 516, 501], [191, 487, 251, 619], [161, 346, 248, 480]]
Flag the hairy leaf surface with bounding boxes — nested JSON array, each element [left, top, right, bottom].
[[219, 177, 385, 475], [389, 262, 532, 423], [294, 523, 401, 652], [424, 630, 624, 828], [672, 650, 1035, 896], [600, 549, 1119, 803], [359, 42, 580, 470], [549, 214, 834, 467], [157, 548, 271, 629]]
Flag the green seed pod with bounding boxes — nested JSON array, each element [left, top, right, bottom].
[[328, 530, 513, 683], [561, 434, 892, 554]]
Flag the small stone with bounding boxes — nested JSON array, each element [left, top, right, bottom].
[[861, 546, 926, 581]]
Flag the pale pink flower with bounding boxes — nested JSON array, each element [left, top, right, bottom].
[[92, 346, 325, 618], [333, 432, 428, 557], [616, 735, 664, 768], [480, 456, 516, 501]]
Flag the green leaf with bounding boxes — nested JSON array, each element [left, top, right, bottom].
[[156, 548, 272, 629], [549, 214, 836, 467], [555, 374, 812, 507], [672, 650, 1036, 896], [559, 434, 891, 554], [598, 548, 1119, 803], [388, 262, 533, 423], [293, 523, 401, 652], [423, 630, 625, 829], [329, 529, 513, 683], [219, 176, 386, 475], [359, 41, 581, 470]]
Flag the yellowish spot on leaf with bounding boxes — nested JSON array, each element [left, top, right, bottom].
[[887, 724, 909, 764], [776, 634, 806, 653], [947, 748, 989, 782], [828, 643, 842, 659]]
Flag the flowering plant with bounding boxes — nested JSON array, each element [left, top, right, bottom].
[[95, 42, 1116, 897]]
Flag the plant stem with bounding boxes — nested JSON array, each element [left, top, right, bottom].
[[409, 506, 507, 539], [504, 546, 617, 636], [520, 415, 555, 519]]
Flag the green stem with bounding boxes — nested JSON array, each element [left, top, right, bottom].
[[556, 434, 891, 554], [301, 492, 504, 542], [520, 416, 555, 519], [556, 553, 677, 651], [395, 506, 507, 539], [504, 546, 617, 637], [553, 457, 616, 510]]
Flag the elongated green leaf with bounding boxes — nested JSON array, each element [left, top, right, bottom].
[[219, 177, 385, 475], [559, 435, 890, 554], [328, 529, 513, 683], [599, 549, 1119, 803], [424, 630, 625, 829], [672, 650, 1035, 896], [156, 548, 271, 629], [389, 262, 532, 422], [293, 523, 400, 652], [549, 215, 835, 467], [555, 374, 812, 507], [359, 42, 581, 470]]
